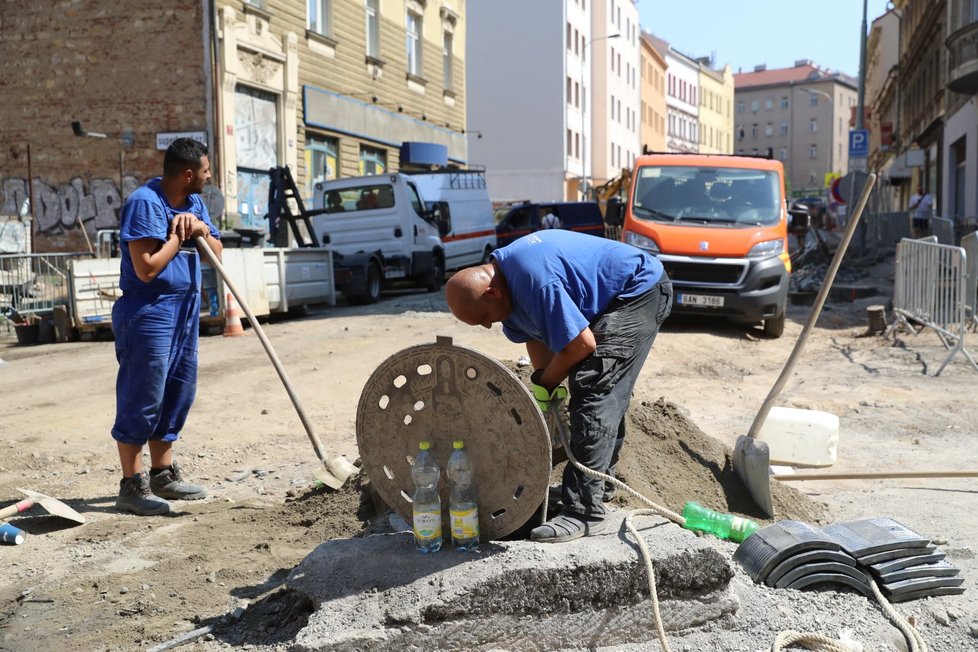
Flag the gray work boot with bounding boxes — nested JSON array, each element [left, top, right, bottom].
[[150, 462, 208, 500], [116, 472, 171, 516]]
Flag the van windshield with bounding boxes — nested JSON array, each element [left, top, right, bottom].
[[323, 184, 395, 214], [632, 166, 782, 226]]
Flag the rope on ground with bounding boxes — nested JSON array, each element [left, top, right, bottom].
[[546, 408, 927, 652]]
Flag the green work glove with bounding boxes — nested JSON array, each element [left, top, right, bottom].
[[530, 369, 568, 412]]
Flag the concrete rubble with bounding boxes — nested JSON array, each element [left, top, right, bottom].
[[284, 509, 738, 651]]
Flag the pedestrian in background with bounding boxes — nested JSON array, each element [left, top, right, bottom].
[[445, 230, 672, 543], [540, 207, 562, 230], [909, 185, 933, 238], [111, 138, 223, 516]]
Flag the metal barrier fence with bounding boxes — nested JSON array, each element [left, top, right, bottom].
[[963, 232, 978, 330], [887, 238, 978, 375], [0, 252, 93, 342]]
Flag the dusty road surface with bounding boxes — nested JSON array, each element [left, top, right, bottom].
[[1, 259, 977, 651]]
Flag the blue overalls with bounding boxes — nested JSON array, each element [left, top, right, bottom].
[[111, 179, 219, 446]]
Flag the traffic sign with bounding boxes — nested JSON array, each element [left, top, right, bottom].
[[848, 129, 869, 158]]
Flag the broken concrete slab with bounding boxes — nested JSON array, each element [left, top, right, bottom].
[[286, 510, 736, 651]]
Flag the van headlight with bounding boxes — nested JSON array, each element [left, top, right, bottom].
[[624, 231, 660, 253], [747, 239, 784, 259]]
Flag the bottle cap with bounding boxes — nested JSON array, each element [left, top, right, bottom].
[[453, 440, 464, 449], [419, 440, 431, 451]]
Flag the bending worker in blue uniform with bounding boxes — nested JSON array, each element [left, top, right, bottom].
[[112, 138, 223, 516], [446, 230, 672, 542]]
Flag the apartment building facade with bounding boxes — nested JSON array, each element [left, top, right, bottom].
[[698, 62, 734, 154], [467, 0, 639, 202], [649, 35, 700, 154], [0, 0, 467, 251], [640, 33, 668, 153], [734, 62, 858, 197], [867, 9, 905, 210]]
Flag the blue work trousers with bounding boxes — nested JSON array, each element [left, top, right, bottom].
[[111, 291, 200, 446], [561, 278, 673, 518]]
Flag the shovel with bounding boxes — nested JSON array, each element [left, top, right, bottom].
[[195, 236, 358, 489], [733, 174, 877, 518], [0, 488, 86, 524]]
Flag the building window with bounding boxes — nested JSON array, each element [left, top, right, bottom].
[[780, 96, 789, 109], [810, 94, 818, 106], [765, 98, 773, 110], [809, 144, 817, 159], [737, 100, 745, 113], [366, 0, 379, 58], [750, 100, 759, 113], [443, 31, 453, 89], [305, 134, 338, 198], [765, 123, 773, 137], [575, 81, 580, 108], [359, 145, 387, 175], [567, 76, 573, 105], [780, 121, 788, 136], [779, 147, 787, 161], [575, 132, 580, 159], [810, 119, 818, 133], [751, 123, 758, 137], [406, 11, 423, 76], [567, 22, 572, 50], [308, 0, 331, 36], [567, 129, 573, 155]]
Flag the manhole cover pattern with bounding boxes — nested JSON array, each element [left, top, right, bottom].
[[356, 337, 551, 540]]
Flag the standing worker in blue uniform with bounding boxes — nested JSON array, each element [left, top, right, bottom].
[[112, 138, 223, 516], [445, 230, 672, 542]]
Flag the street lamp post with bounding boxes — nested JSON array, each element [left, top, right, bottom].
[[581, 33, 619, 201]]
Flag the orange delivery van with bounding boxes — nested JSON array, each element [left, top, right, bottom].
[[604, 152, 808, 338]]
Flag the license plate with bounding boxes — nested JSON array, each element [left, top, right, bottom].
[[677, 293, 724, 307]]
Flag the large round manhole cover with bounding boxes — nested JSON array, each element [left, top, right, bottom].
[[356, 336, 551, 540]]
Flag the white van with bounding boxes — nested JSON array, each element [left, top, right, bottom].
[[311, 173, 445, 304], [405, 170, 496, 270]]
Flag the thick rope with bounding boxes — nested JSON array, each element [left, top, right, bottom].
[[546, 407, 927, 652]]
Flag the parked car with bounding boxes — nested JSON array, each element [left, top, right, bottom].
[[494, 201, 605, 247]]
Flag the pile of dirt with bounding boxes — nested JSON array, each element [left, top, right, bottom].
[[283, 470, 381, 542], [612, 398, 824, 524]]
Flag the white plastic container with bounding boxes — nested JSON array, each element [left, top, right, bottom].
[[756, 406, 839, 467]]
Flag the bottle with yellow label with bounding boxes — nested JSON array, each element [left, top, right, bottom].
[[447, 439, 479, 551], [412, 440, 442, 553]]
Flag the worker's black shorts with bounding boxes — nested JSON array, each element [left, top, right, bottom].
[[912, 217, 929, 233]]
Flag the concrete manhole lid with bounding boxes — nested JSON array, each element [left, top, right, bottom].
[[356, 336, 551, 540]]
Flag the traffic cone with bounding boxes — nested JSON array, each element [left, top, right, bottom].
[[223, 292, 247, 337]]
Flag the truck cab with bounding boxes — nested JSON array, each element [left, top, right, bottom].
[[312, 173, 446, 304], [606, 154, 795, 337]]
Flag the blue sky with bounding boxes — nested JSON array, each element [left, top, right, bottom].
[[637, 0, 893, 78]]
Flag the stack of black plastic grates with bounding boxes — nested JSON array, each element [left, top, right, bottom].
[[733, 517, 964, 603], [822, 517, 964, 603]]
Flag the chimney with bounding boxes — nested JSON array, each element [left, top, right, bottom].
[[794, 59, 812, 67], [753, 64, 766, 72]]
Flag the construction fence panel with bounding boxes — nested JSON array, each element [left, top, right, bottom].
[[931, 216, 956, 245], [1, 252, 92, 343], [889, 238, 977, 375], [962, 232, 978, 329]]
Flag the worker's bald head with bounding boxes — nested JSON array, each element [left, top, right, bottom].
[[445, 263, 512, 329]]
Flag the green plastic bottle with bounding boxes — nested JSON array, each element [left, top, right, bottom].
[[681, 501, 759, 543]]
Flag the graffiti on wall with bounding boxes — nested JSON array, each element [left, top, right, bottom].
[[1, 176, 141, 234]]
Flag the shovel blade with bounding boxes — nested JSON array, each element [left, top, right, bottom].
[[16, 488, 86, 525], [732, 436, 774, 518], [313, 456, 359, 490]]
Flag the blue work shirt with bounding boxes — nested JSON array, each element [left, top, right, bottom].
[[118, 178, 220, 296], [492, 230, 664, 352]]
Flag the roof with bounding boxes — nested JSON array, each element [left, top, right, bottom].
[[734, 64, 857, 91]]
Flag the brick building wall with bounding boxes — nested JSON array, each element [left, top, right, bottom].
[[0, 0, 208, 253]]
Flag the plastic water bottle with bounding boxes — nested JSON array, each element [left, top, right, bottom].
[[411, 440, 442, 553], [682, 501, 759, 543], [447, 439, 479, 551]]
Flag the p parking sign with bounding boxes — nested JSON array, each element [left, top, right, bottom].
[[848, 129, 869, 158]]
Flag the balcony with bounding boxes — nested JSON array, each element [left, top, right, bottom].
[[947, 20, 978, 94]]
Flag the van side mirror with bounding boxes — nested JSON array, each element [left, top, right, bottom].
[[787, 207, 811, 230], [430, 201, 452, 237], [604, 198, 623, 227]]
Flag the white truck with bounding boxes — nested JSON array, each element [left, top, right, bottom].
[[311, 169, 495, 304]]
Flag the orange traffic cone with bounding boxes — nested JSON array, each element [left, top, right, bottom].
[[223, 292, 247, 337]]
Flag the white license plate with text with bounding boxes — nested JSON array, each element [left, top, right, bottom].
[[677, 293, 724, 307]]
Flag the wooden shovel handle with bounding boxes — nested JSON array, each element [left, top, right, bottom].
[[0, 499, 34, 520], [774, 471, 978, 481]]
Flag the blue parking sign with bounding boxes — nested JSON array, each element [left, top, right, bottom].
[[849, 129, 869, 158]]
